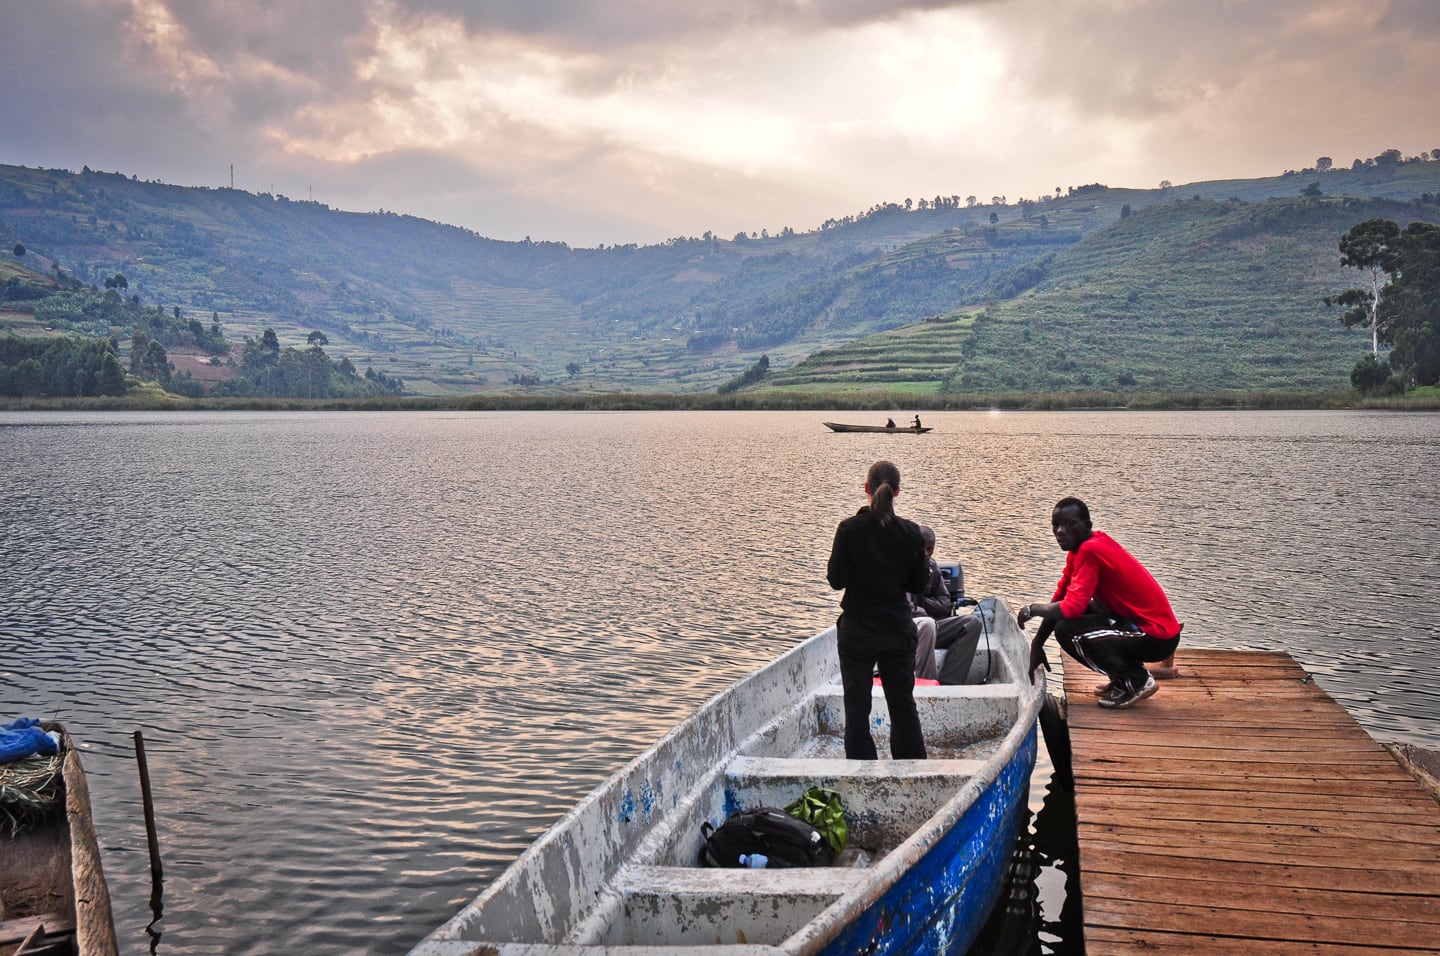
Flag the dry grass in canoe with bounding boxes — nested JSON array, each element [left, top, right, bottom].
[[0, 753, 64, 836]]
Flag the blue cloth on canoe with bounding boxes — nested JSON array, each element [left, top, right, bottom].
[[1, 716, 60, 763]]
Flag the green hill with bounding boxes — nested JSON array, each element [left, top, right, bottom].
[[764, 194, 1440, 395], [2, 152, 1439, 397]]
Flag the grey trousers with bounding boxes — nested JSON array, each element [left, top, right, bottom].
[[936, 613, 982, 685]]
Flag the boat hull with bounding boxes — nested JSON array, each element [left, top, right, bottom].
[[412, 598, 1041, 955], [822, 423, 932, 434], [817, 725, 1035, 956]]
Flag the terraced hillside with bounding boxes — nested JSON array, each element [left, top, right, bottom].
[[763, 195, 1440, 395], [762, 313, 978, 395]]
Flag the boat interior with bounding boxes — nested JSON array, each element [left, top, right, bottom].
[[1, 824, 76, 956], [419, 601, 1036, 953], [1, 762, 77, 956], [572, 641, 1027, 948]]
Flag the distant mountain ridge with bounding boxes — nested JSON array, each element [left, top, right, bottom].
[[2, 154, 1439, 395]]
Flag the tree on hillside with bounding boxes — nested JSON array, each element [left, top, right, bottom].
[[258, 329, 281, 360], [0, 337, 128, 397], [1376, 222, 1440, 385], [1375, 148, 1402, 169], [1349, 352, 1393, 393], [717, 354, 769, 393], [128, 332, 149, 372], [12, 243, 24, 256], [1328, 219, 1440, 386], [135, 339, 172, 384], [1327, 218, 1399, 356], [98, 351, 127, 395], [1315, 157, 1333, 173], [218, 327, 402, 398]]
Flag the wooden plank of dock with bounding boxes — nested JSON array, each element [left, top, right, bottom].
[[1060, 648, 1440, 954]]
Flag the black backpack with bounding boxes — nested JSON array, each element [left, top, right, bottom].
[[698, 806, 834, 868]]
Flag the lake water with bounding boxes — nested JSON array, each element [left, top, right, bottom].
[[2, 409, 1437, 955]]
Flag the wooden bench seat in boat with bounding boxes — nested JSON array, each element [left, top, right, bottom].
[[601, 864, 870, 946], [572, 862, 869, 947], [811, 683, 1022, 753]]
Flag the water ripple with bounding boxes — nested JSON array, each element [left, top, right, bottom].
[[2, 408, 1437, 955]]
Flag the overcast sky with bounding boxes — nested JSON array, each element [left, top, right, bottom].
[[2, 0, 1436, 247]]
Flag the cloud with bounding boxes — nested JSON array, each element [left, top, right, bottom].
[[254, 5, 1022, 233], [977, 0, 1440, 185], [361, 0, 996, 50], [1, 0, 1437, 245]]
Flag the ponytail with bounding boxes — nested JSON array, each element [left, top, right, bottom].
[[866, 460, 901, 527]]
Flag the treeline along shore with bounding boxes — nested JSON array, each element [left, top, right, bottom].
[[4, 387, 1438, 413]]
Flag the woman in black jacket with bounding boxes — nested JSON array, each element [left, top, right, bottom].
[[826, 460, 930, 759]]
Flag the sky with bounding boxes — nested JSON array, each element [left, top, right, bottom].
[[2, 0, 1437, 247]]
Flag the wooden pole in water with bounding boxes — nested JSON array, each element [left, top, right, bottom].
[[133, 730, 163, 884]]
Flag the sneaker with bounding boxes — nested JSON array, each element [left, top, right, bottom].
[[1098, 675, 1158, 709], [1096, 682, 1126, 703]]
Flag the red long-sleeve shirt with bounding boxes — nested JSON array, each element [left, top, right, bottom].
[[1052, 531, 1181, 639]]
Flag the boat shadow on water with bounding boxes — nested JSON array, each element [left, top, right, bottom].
[[968, 772, 1084, 955]]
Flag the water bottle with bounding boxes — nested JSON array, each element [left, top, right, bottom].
[[738, 853, 768, 869]]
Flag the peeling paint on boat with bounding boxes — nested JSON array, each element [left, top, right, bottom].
[[410, 597, 1042, 956]]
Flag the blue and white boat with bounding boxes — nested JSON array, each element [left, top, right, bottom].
[[410, 597, 1042, 956]]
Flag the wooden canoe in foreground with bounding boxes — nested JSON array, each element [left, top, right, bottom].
[[411, 597, 1042, 956], [1, 723, 118, 956]]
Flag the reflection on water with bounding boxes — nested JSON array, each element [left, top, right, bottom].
[[971, 769, 1084, 955], [1, 409, 1436, 955]]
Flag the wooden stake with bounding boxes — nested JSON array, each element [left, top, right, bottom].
[[133, 731, 163, 884]]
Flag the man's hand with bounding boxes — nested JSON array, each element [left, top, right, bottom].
[[1028, 633, 1051, 679], [1016, 603, 1033, 628]]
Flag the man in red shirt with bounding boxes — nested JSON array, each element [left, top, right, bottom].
[[1017, 497, 1182, 709]]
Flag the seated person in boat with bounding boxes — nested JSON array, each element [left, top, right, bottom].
[[885, 417, 896, 428], [827, 460, 929, 759], [910, 526, 983, 685], [1016, 497, 1182, 710]]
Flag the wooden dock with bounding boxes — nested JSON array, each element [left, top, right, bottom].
[[1060, 648, 1440, 953]]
